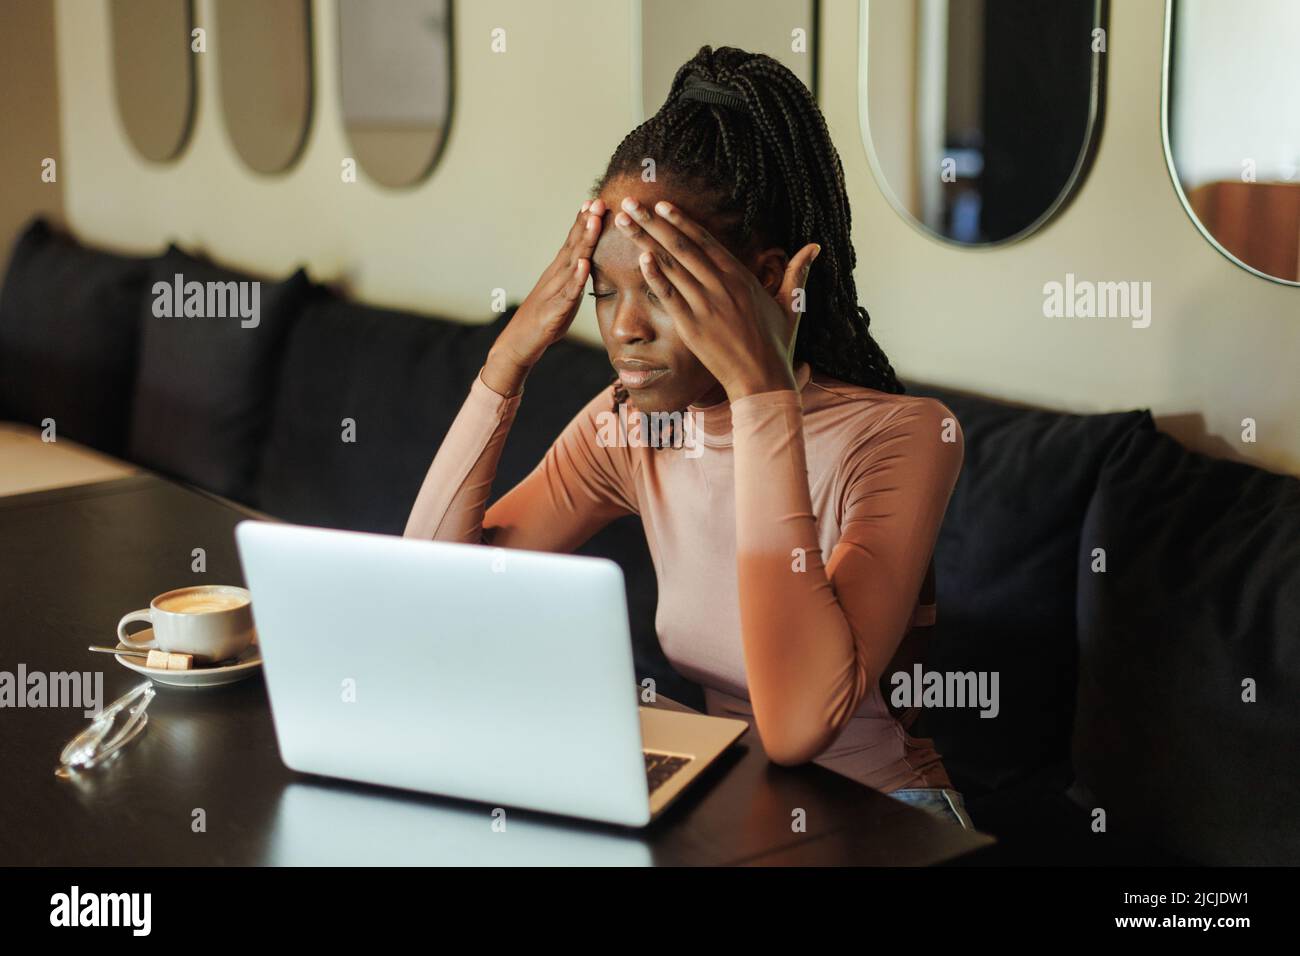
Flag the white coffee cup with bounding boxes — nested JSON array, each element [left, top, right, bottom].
[[117, 585, 255, 664]]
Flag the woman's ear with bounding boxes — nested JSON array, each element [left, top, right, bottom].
[[751, 246, 790, 297]]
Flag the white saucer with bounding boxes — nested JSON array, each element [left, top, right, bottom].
[[113, 627, 262, 688]]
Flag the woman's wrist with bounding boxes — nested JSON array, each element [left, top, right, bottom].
[[481, 345, 532, 399], [723, 360, 798, 401]]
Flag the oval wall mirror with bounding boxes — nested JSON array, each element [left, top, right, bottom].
[[337, 0, 453, 188], [109, 0, 196, 163], [1164, 0, 1300, 285], [862, 0, 1107, 246], [215, 0, 314, 175]]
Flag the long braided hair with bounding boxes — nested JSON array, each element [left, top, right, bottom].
[[594, 45, 905, 421]]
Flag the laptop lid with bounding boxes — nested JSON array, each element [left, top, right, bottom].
[[234, 521, 652, 826]]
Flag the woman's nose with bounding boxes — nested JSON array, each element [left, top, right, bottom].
[[608, 300, 656, 345]]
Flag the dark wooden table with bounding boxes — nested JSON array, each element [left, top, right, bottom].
[[0, 475, 993, 865]]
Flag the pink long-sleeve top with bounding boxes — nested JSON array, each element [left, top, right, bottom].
[[404, 359, 965, 792]]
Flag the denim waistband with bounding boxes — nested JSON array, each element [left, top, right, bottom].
[[887, 787, 975, 830]]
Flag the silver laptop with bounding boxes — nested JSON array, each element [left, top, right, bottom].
[[234, 521, 748, 827]]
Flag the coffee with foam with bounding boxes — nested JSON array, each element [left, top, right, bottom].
[[156, 591, 249, 615]]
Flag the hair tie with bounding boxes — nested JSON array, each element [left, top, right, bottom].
[[679, 75, 745, 110]]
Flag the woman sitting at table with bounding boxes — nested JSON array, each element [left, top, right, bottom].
[[405, 46, 971, 830]]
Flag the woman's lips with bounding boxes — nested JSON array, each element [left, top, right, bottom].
[[617, 367, 669, 389]]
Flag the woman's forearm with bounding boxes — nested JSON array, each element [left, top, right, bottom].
[[405, 193, 606, 542], [402, 358, 528, 542], [729, 390, 963, 766], [730, 389, 861, 764]]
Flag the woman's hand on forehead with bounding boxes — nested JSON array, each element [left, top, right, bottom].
[[612, 196, 819, 400]]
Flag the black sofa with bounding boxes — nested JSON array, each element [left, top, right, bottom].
[[4, 218, 1297, 865]]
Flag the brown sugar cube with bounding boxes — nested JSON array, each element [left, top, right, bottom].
[[164, 652, 194, 670], [144, 650, 193, 670]]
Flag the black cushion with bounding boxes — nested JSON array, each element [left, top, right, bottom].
[[127, 246, 313, 501], [253, 293, 701, 708], [904, 381, 1149, 796], [253, 294, 506, 530], [0, 218, 151, 454], [1072, 422, 1300, 864]]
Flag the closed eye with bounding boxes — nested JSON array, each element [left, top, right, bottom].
[[588, 289, 659, 301]]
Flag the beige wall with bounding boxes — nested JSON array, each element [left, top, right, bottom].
[[640, 0, 813, 118], [0, 0, 64, 267], [45, 0, 1300, 476]]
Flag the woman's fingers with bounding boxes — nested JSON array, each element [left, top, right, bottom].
[[617, 198, 727, 290], [638, 250, 700, 339], [560, 200, 602, 302], [648, 200, 742, 279], [554, 206, 587, 263], [542, 199, 603, 295], [503, 200, 606, 367], [558, 255, 590, 305], [779, 242, 820, 318], [553, 200, 604, 307], [551, 200, 603, 272], [614, 203, 711, 315], [572, 198, 604, 262]]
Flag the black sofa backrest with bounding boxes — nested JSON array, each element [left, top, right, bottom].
[[906, 381, 1150, 797], [1073, 419, 1300, 864], [128, 245, 316, 501], [253, 289, 503, 531], [0, 219, 153, 454]]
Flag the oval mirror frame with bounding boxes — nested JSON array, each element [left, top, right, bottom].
[[858, 0, 1109, 249], [1161, 0, 1300, 287], [215, 0, 315, 176], [109, 0, 197, 164], [335, 0, 455, 189]]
